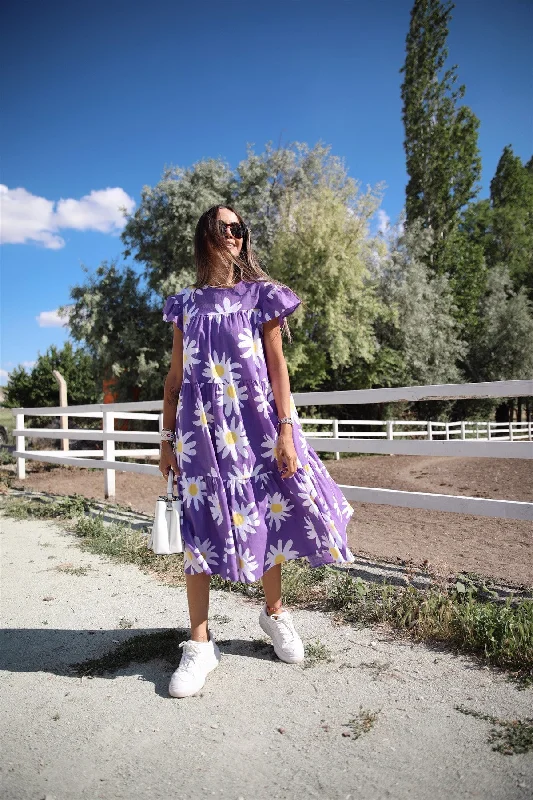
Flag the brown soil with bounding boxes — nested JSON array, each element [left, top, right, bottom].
[[5, 454, 533, 588]]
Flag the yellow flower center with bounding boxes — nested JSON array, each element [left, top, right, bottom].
[[215, 364, 225, 377], [271, 502, 283, 514], [274, 554, 286, 564], [329, 547, 340, 560], [183, 353, 188, 363], [233, 512, 244, 526], [189, 483, 198, 496], [225, 430, 238, 445], [200, 411, 207, 425], [238, 557, 244, 569], [252, 339, 257, 353], [176, 441, 183, 453], [227, 384, 236, 398]]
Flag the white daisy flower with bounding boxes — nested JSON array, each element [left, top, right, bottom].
[[320, 533, 344, 564], [238, 328, 265, 366], [215, 417, 250, 461], [193, 399, 214, 430], [180, 475, 207, 511], [227, 463, 254, 498], [236, 544, 258, 582], [214, 297, 242, 314], [184, 545, 203, 573], [182, 337, 201, 375], [298, 485, 320, 517], [304, 516, 320, 546], [223, 533, 236, 564], [254, 385, 274, 419], [202, 350, 241, 384], [230, 500, 260, 542], [182, 304, 198, 329], [193, 535, 219, 568], [207, 492, 224, 526], [298, 429, 309, 453], [265, 492, 294, 531], [289, 395, 299, 419], [218, 380, 248, 417], [332, 495, 341, 516], [180, 287, 203, 304], [261, 433, 278, 462], [265, 538, 299, 569], [174, 430, 196, 466], [340, 495, 354, 519], [251, 463, 270, 488]]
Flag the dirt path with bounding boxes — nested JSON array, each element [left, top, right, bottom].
[[6, 454, 533, 587], [1, 515, 532, 800]]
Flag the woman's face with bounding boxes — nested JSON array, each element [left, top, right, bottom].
[[216, 208, 243, 258]]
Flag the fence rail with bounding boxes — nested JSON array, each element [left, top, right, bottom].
[[11, 379, 533, 522]]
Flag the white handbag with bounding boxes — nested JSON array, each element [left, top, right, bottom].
[[148, 468, 183, 554]]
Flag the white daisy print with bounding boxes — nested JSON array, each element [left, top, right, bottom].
[[182, 337, 201, 375], [218, 381, 248, 417], [298, 485, 320, 517], [265, 492, 294, 531], [223, 533, 236, 564], [254, 385, 274, 419], [207, 492, 224, 526], [193, 535, 219, 568], [289, 395, 299, 418], [265, 538, 299, 569], [238, 328, 265, 366], [182, 304, 198, 329], [304, 516, 320, 546], [251, 463, 270, 488], [261, 433, 278, 462], [215, 417, 250, 461], [227, 463, 254, 498], [320, 533, 344, 564], [193, 398, 214, 430], [174, 430, 196, 465], [230, 500, 260, 542], [340, 495, 354, 519], [184, 546, 203, 573], [180, 475, 207, 511], [202, 350, 241, 384], [236, 544, 259, 582], [214, 297, 242, 314]]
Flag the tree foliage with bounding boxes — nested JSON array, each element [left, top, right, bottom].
[[400, 0, 481, 271], [4, 342, 100, 415]]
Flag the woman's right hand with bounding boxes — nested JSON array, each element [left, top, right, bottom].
[[159, 440, 180, 489]]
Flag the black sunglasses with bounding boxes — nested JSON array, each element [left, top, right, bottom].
[[217, 220, 246, 239]]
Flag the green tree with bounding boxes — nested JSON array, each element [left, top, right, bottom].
[[400, 0, 481, 272], [268, 183, 384, 392], [60, 260, 165, 402], [4, 342, 100, 419], [488, 145, 533, 296]]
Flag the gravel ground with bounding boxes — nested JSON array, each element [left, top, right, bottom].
[[1, 515, 532, 800]]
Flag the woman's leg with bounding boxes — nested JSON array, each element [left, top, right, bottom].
[[185, 572, 211, 641], [261, 563, 282, 615]]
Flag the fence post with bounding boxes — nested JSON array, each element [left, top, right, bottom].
[[445, 422, 450, 441], [529, 418, 532, 442], [15, 412, 25, 480], [426, 421, 432, 441], [460, 421, 465, 440], [487, 421, 491, 441], [509, 421, 514, 442], [103, 410, 116, 500], [333, 419, 340, 461], [386, 420, 393, 440]]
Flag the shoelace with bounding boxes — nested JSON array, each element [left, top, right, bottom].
[[177, 640, 203, 673], [271, 614, 298, 645]]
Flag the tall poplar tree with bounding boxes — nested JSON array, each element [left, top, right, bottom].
[[400, 0, 481, 273]]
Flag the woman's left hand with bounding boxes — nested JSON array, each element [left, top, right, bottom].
[[276, 431, 298, 479]]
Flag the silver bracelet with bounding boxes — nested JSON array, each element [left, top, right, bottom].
[[278, 417, 293, 426], [160, 428, 175, 441]]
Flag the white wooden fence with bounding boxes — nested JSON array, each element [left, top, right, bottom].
[[12, 379, 533, 522]]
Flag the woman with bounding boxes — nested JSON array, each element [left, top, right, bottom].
[[159, 205, 355, 698]]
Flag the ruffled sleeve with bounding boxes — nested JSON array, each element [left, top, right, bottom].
[[259, 281, 301, 325], [162, 294, 183, 331]]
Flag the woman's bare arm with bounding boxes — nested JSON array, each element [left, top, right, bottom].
[[262, 318, 298, 479], [159, 324, 183, 478]]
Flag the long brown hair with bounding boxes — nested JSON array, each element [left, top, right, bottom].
[[192, 204, 296, 339]]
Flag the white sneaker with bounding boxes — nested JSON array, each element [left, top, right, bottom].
[[259, 606, 305, 663], [168, 637, 221, 697]]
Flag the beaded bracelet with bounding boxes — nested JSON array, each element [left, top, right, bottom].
[[160, 428, 176, 441], [278, 417, 293, 425]]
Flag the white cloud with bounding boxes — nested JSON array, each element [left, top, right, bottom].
[[0, 184, 136, 249], [0, 369, 9, 379], [376, 209, 390, 234], [22, 360, 36, 369], [36, 308, 70, 328]]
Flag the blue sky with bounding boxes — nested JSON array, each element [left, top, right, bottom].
[[1, 0, 531, 385]]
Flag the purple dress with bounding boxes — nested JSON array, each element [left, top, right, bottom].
[[163, 279, 355, 583]]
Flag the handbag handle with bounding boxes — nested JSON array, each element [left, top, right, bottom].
[[167, 468, 176, 501]]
